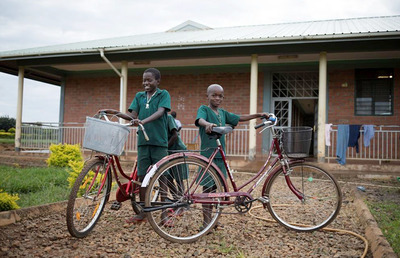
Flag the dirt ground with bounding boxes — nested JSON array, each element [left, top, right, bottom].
[[2, 172, 400, 257], [1, 144, 399, 257]]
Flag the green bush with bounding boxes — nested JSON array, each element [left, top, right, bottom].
[[46, 144, 83, 168], [0, 132, 14, 139], [66, 159, 85, 189], [8, 128, 16, 133], [0, 189, 20, 211], [0, 116, 16, 132]]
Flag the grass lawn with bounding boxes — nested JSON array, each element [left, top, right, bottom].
[[0, 165, 70, 208], [367, 189, 400, 256], [0, 138, 14, 144]]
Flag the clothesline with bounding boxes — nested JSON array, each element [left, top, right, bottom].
[[325, 124, 375, 165]]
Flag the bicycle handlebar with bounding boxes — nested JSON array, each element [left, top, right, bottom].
[[138, 123, 150, 141], [254, 114, 277, 130], [97, 110, 149, 141]]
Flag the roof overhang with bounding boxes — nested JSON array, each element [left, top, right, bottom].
[[1, 35, 400, 86]]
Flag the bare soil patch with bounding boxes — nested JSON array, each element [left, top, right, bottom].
[[0, 172, 378, 257]]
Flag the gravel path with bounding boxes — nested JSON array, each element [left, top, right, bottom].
[[0, 173, 373, 257]]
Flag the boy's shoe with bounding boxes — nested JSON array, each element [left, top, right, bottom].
[[126, 213, 147, 224]]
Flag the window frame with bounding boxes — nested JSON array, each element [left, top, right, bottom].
[[354, 68, 394, 116]]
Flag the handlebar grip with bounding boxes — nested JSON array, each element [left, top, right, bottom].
[[255, 122, 266, 129], [138, 124, 149, 141]]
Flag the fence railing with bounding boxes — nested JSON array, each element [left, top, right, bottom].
[[21, 123, 400, 163], [21, 123, 249, 157], [326, 125, 400, 164]]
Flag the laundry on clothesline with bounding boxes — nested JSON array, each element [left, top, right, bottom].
[[348, 125, 361, 153], [362, 125, 375, 147], [325, 123, 333, 146], [336, 124, 349, 165]]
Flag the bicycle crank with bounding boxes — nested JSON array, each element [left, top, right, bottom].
[[234, 196, 253, 213]]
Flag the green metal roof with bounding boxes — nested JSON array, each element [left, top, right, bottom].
[[1, 15, 399, 58]]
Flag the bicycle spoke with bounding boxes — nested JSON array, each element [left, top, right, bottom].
[[145, 157, 224, 243]]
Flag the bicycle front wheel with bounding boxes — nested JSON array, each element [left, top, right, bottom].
[[66, 157, 112, 238], [145, 156, 225, 243], [264, 163, 342, 232]]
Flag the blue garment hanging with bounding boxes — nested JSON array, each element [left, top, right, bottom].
[[348, 125, 361, 153], [336, 124, 349, 165], [363, 125, 375, 147]]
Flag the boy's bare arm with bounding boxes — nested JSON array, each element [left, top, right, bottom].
[[140, 107, 166, 125], [168, 129, 178, 148], [239, 112, 269, 122], [98, 109, 135, 121], [197, 118, 217, 134]]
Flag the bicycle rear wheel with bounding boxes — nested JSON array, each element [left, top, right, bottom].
[[66, 157, 112, 238], [264, 163, 342, 231], [145, 156, 225, 243]]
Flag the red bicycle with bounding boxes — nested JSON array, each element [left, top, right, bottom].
[[141, 114, 342, 243], [66, 111, 147, 238]]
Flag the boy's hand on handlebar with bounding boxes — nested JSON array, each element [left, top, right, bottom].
[[130, 119, 142, 126], [260, 113, 270, 120], [205, 122, 217, 134]]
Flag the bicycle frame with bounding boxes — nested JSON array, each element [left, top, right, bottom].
[[87, 154, 139, 201], [189, 126, 305, 205], [142, 124, 305, 208]]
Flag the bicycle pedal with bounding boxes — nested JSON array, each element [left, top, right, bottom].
[[257, 196, 269, 204], [110, 201, 122, 210]]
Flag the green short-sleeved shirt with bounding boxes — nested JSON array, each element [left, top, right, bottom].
[[195, 105, 240, 158], [128, 88, 171, 147], [167, 114, 187, 151]]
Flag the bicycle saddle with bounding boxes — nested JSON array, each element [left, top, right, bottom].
[[208, 126, 233, 139]]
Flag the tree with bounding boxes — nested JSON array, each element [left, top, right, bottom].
[[0, 116, 16, 131]]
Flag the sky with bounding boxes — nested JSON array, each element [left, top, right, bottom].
[[0, 0, 399, 123]]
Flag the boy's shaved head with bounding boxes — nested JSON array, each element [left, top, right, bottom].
[[207, 84, 224, 95]]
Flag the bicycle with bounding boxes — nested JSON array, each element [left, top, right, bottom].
[[66, 111, 148, 238], [141, 114, 342, 243]]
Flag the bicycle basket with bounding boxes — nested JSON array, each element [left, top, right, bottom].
[[281, 127, 312, 158], [83, 117, 130, 156]]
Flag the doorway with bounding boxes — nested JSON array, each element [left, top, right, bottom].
[[271, 71, 318, 156]]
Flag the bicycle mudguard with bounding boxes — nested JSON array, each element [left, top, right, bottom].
[[141, 152, 229, 191], [260, 159, 305, 204]]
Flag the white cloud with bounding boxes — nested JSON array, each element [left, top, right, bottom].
[[0, 0, 399, 122]]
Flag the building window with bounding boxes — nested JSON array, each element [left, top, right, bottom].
[[355, 69, 394, 116]]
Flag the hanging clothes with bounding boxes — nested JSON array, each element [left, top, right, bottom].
[[363, 125, 375, 147], [325, 123, 333, 146], [336, 124, 349, 165], [348, 125, 361, 153]]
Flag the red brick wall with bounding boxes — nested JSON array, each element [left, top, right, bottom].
[[64, 71, 265, 153], [64, 72, 265, 124], [328, 68, 399, 125]]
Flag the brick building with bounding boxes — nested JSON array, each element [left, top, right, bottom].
[[1, 16, 400, 162]]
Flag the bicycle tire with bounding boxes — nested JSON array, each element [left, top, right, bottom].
[[264, 163, 342, 232], [145, 156, 224, 243], [66, 157, 112, 238]]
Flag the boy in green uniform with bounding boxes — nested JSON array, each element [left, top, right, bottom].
[[100, 68, 170, 223], [195, 83, 268, 228], [128, 68, 171, 223]]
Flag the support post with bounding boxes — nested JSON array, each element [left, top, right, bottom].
[[317, 52, 327, 163], [248, 54, 258, 160], [120, 61, 128, 113], [15, 67, 24, 152]]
